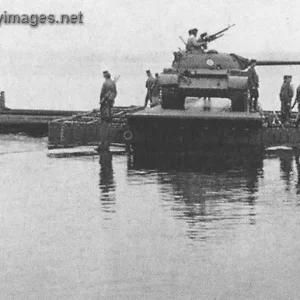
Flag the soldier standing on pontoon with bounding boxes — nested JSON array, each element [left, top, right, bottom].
[[248, 59, 259, 112], [144, 70, 156, 108], [292, 83, 300, 127], [100, 71, 117, 123], [151, 73, 160, 107], [280, 75, 294, 124]]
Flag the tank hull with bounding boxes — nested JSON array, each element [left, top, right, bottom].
[[160, 69, 249, 111]]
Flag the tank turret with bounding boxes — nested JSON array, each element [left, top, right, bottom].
[[159, 26, 300, 112]]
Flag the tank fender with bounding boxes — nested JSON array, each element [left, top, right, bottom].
[[159, 74, 179, 86], [228, 76, 248, 89]]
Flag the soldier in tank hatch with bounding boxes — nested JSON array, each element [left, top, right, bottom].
[[280, 75, 294, 124], [247, 59, 259, 112], [144, 70, 156, 108], [186, 28, 206, 51], [100, 71, 117, 123]]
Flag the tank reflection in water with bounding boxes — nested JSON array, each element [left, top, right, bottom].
[[3, 136, 300, 299], [128, 148, 264, 241]]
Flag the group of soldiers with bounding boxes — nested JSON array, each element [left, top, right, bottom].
[[248, 62, 300, 126], [99, 64, 300, 127], [279, 75, 300, 126], [144, 70, 160, 108], [240, 60, 300, 127], [99, 69, 161, 123]]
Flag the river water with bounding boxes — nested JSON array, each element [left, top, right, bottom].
[[1, 135, 300, 299]]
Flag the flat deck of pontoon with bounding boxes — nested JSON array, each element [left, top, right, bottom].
[[130, 105, 262, 121]]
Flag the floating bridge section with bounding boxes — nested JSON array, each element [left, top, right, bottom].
[[0, 108, 85, 135], [47, 106, 300, 150], [48, 106, 142, 149]]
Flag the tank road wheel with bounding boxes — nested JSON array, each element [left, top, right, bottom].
[[161, 86, 185, 110], [231, 91, 248, 112]]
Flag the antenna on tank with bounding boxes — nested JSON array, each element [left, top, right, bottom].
[[179, 36, 187, 46]]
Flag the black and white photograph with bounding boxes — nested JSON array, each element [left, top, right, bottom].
[[2, 0, 300, 299]]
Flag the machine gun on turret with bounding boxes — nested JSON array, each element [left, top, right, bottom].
[[198, 24, 235, 48]]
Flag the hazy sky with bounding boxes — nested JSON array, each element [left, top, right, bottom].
[[1, 0, 300, 57], [1, 0, 300, 110]]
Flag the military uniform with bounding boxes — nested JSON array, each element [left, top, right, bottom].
[[293, 85, 300, 127], [144, 72, 156, 107], [186, 28, 206, 51], [248, 66, 259, 111], [186, 35, 203, 51], [280, 77, 294, 123], [151, 76, 160, 107], [100, 77, 117, 123]]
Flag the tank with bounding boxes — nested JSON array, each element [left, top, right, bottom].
[[159, 26, 300, 112]]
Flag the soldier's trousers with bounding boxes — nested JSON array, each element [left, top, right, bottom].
[[100, 101, 113, 123], [281, 101, 291, 123], [296, 104, 300, 128], [144, 90, 153, 107], [250, 89, 259, 111]]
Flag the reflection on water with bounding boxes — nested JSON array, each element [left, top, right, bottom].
[[295, 154, 300, 194], [276, 149, 300, 196], [128, 149, 264, 241], [99, 150, 116, 216], [4, 136, 300, 299], [279, 152, 293, 192]]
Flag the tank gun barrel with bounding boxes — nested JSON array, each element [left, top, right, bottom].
[[256, 60, 300, 66], [230, 54, 300, 70], [210, 23, 235, 39], [199, 24, 235, 44]]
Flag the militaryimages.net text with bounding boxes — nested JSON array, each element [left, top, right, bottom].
[[0, 11, 84, 27]]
